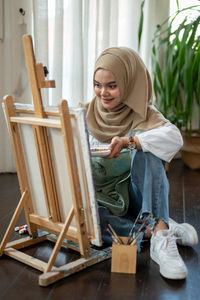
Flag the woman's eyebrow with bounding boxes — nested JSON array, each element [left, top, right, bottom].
[[94, 80, 116, 84], [107, 81, 116, 84]]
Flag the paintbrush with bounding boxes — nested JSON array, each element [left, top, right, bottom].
[[130, 213, 152, 245], [104, 225, 121, 245], [130, 231, 144, 246], [126, 209, 142, 245], [107, 223, 123, 244]]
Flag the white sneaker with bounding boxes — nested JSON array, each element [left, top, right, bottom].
[[150, 229, 187, 280], [169, 218, 198, 246]]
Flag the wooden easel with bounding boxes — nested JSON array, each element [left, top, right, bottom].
[[0, 35, 110, 286]]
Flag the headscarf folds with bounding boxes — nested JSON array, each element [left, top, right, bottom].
[[86, 47, 167, 143]]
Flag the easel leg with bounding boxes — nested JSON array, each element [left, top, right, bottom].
[[0, 190, 28, 256], [45, 207, 74, 272]]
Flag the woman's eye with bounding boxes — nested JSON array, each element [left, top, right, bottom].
[[94, 83, 101, 88], [109, 85, 117, 89]]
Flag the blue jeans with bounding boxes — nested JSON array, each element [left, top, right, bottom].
[[98, 150, 169, 246], [128, 150, 169, 226]]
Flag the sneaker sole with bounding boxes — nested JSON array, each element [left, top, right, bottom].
[[177, 223, 198, 246], [150, 250, 187, 280]]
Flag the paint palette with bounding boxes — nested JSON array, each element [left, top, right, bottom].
[[90, 146, 111, 157]]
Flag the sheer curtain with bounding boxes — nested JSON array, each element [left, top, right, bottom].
[[0, 0, 33, 173], [0, 0, 169, 172], [33, 0, 170, 107]]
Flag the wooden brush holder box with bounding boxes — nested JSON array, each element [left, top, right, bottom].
[[111, 237, 137, 274]]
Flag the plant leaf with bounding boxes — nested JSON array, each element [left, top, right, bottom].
[[138, 0, 145, 51]]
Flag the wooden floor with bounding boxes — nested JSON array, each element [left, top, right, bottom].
[[0, 159, 199, 300]]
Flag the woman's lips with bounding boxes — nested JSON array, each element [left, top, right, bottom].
[[101, 98, 114, 102]]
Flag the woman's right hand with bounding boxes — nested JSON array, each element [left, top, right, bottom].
[[106, 136, 129, 158], [105, 135, 141, 159]]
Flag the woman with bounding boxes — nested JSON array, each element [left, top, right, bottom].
[[84, 47, 198, 280]]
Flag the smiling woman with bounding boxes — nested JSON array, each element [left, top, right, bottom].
[[80, 46, 198, 281], [94, 69, 121, 110]]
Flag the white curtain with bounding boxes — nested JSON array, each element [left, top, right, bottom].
[[33, 0, 170, 107], [0, 0, 169, 172], [0, 0, 33, 173]]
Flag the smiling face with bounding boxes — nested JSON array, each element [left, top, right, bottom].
[[94, 69, 121, 109]]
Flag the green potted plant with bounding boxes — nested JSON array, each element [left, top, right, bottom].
[[151, 4, 200, 169]]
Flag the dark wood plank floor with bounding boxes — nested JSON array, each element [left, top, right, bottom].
[[0, 159, 200, 300]]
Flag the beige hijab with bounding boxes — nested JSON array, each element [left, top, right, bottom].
[[86, 47, 167, 143]]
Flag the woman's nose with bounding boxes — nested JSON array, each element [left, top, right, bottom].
[[100, 87, 109, 96]]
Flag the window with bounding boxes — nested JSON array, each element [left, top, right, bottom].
[[170, 0, 200, 34]]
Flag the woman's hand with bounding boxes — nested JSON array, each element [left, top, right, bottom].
[[105, 135, 141, 159], [106, 136, 128, 158]]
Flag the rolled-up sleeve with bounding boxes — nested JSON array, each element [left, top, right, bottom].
[[136, 122, 183, 162]]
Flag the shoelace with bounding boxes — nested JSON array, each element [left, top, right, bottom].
[[160, 233, 179, 257]]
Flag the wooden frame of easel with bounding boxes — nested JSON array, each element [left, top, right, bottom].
[[0, 35, 111, 286]]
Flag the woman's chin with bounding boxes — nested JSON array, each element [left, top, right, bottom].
[[101, 100, 115, 109]]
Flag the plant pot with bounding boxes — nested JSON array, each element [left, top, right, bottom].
[[181, 131, 200, 170]]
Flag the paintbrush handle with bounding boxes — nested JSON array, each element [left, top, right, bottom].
[[105, 226, 121, 245], [128, 213, 151, 245], [130, 231, 144, 246], [108, 224, 123, 244], [134, 213, 152, 238], [126, 209, 142, 245]]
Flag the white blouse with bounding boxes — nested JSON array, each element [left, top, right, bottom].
[[89, 121, 183, 163]]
